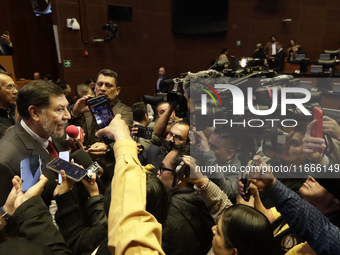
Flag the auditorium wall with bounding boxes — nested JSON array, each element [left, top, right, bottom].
[[3, 0, 340, 105]]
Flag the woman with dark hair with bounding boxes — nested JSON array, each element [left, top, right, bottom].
[[183, 156, 275, 255], [213, 205, 275, 255]]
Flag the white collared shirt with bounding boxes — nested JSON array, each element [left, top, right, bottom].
[[272, 42, 277, 55], [20, 119, 52, 154]]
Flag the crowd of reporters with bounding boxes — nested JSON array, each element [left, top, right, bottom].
[[0, 64, 340, 255]]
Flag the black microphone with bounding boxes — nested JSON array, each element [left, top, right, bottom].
[[71, 149, 93, 169]]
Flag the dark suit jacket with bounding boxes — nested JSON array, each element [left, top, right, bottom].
[[0, 40, 13, 55], [0, 196, 71, 255], [0, 122, 69, 206], [274, 49, 285, 72], [138, 144, 167, 175], [156, 75, 169, 93]]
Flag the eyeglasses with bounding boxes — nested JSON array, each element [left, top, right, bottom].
[[159, 163, 175, 174], [167, 131, 185, 143], [5, 84, 18, 90]]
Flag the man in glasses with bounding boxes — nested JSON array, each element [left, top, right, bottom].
[[139, 120, 190, 174], [0, 70, 17, 137], [157, 144, 214, 255]]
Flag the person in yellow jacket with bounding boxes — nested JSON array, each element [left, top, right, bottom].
[[96, 114, 166, 255]]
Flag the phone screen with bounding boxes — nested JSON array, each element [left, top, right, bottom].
[[47, 158, 88, 182], [87, 96, 114, 144], [21, 154, 42, 192], [58, 151, 69, 184]]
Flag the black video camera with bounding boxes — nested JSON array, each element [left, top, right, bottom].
[[164, 77, 188, 118], [136, 125, 153, 139]]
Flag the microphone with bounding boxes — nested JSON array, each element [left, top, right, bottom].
[[71, 149, 93, 169], [71, 149, 101, 179], [66, 125, 85, 142]]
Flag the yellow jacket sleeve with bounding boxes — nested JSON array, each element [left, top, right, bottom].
[[108, 140, 165, 255], [286, 242, 317, 255]]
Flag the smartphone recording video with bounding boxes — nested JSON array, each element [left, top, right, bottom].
[[87, 96, 115, 144], [46, 157, 88, 182]]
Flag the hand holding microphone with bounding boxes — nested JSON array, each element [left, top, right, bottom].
[[66, 125, 85, 151]]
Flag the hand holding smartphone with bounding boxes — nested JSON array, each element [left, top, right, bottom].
[[47, 158, 88, 182], [87, 96, 115, 144]]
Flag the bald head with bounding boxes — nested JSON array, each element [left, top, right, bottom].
[[159, 67, 165, 76], [33, 72, 41, 80], [0, 74, 17, 109]]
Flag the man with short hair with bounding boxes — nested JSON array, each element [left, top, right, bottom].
[[132, 102, 149, 127], [131, 102, 154, 150], [157, 144, 214, 255], [75, 84, 93, 100], [139, 121, 189, 174], [148, 101, 176, 131], [265, 36, 280, 69], [70, 69, 133, 160], [0, 80, 70, 205], [156, 67, 169, 93], [0, 71, 17, 137], [208, 128, 241, 169], [33, 72, 41, 80], [264, 35, 279, 58]]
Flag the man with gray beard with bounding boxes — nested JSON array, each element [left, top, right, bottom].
[[0, 80, 70, 206]]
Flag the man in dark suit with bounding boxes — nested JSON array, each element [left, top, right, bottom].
[[156, 67, 169, 93], [0, 31, 13, 55], [0, 70, 17, 137], [274, 43, 285, 72], [0, 80, 70, 206]]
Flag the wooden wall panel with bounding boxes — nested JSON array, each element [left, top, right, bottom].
[[4, 0, 340, 105], [2, 0, 59, 81]]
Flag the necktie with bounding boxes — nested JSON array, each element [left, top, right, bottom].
[[47, 141, 59, 159]]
